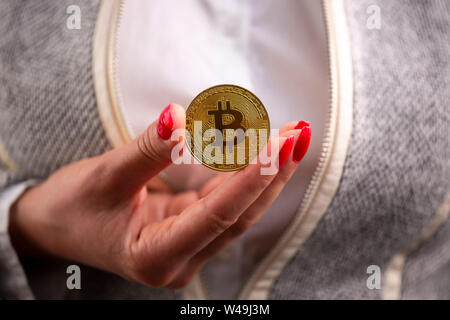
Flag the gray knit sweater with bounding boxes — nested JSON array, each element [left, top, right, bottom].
[[0, 0, 449, 299]]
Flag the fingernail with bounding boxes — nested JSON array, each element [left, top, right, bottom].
[[293, 126, 311, 163], [294, 120, 310, 130], [157, 104, 174, 140], [278, 135, 295, 169]]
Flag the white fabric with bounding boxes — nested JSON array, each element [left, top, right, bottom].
[[120, 0, 328, 298], [0, 180, 39, 232]]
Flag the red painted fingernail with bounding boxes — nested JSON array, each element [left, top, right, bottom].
[[294, 120, 310, 130], [278, 135, 295, 169], [157, 104, 174, 140], [293, 126, 311, 163]]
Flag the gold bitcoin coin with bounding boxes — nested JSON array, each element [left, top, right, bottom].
[[185, 84, 270, 171]]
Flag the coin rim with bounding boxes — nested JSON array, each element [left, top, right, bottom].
[[185, 84, 271, 172]]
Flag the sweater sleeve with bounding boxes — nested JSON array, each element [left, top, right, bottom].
[[0, 178, 39, 299]]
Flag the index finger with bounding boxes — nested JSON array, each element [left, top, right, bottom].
[[168, 136, 288, 259]]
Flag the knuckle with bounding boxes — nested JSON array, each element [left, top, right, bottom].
[[137, 126, 168, 163], [125, 251, 177, 288], [207, 212, 238, 235], [229, 218, 255, 237], [243, 163, 273, 184], [240, 164, 257, 181], [151, 270, 175, 288], [167, 276, 193, 290], [133, 267, 175, 288], [256, 174, 273, 190], [277, 170, 292, 184]]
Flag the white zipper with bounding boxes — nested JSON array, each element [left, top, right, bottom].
[[107, 0, 343, 300], [235, 0, 339, 299]]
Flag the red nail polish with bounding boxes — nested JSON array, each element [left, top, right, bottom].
[[278, 136, 295, 169], [157, 104, 174, 140], [293, 126, 311, 163], [294, 120, 310, 130]]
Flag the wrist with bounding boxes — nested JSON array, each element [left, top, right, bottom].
[[8, 184, 49, 258]]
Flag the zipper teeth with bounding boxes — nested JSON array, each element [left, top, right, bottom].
[[113, 0, 126, 96], [236, 0, 337, 299], [108, 0, 130, 143], [300, 0, 336, 219]]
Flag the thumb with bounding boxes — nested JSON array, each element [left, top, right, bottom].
[[102, 103, 185, 195]]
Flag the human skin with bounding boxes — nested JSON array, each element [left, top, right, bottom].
[[8, 103, 311, 289]]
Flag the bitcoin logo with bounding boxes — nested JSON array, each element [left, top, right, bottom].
[[185, 85, 270, 171], [208, 100, 245, 148]]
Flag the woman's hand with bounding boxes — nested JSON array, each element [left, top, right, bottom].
[[9, 104, 311, 289]]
